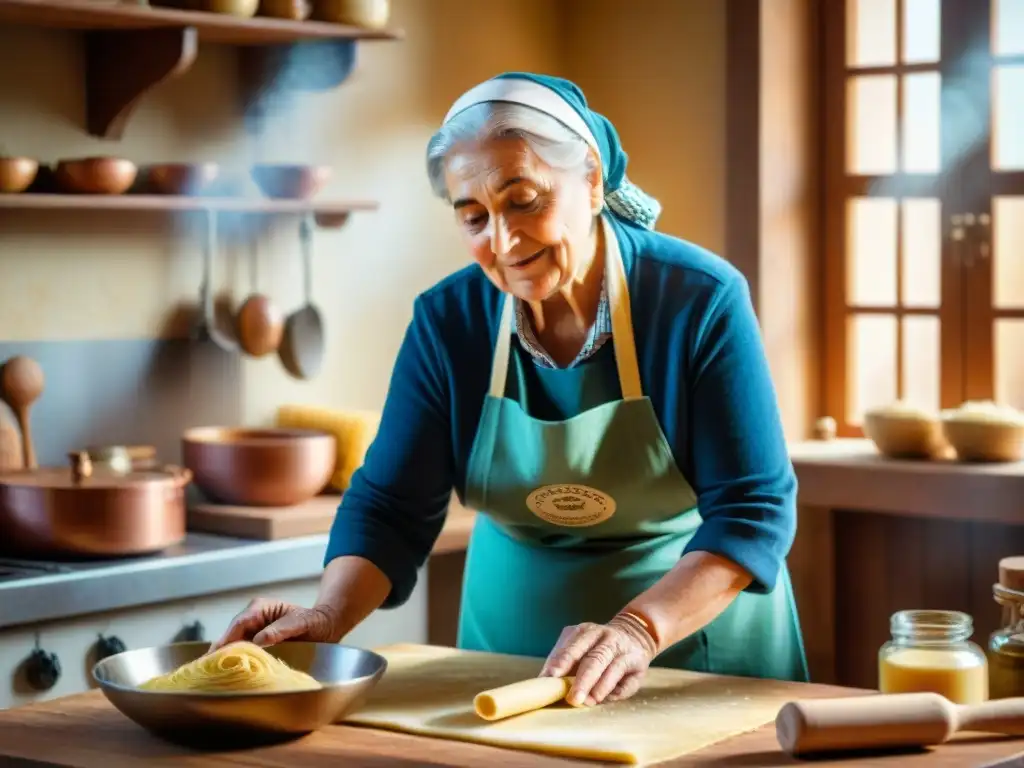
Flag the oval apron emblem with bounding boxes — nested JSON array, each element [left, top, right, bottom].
[[525, 484, 617, 527]]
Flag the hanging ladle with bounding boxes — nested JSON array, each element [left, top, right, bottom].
[[278, 213, 325, 379], [196, 208, 238, 353]]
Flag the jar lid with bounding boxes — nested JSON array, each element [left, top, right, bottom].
[[999, 557, 1024, 592]]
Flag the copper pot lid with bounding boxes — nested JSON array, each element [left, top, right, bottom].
[[0, 451, 191, 489]]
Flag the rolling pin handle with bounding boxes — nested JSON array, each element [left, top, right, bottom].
[[955, 697, 1024, 736]]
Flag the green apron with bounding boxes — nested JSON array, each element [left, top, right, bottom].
[[458, 215, 808, 681]]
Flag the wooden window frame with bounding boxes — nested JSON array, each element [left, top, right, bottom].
[[823, 0, 972, 437]]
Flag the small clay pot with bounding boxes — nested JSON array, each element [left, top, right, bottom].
[[311, 0, 389, 27], [251, 164, 332, 200], [54, 157, 137, 195], [259, 0, 310, 19], [199, 0, 259, 17], [147, 163, 221, 196], [0, 157, 39, 194]]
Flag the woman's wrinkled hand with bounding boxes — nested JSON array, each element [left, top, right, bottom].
[[209, 598, 342, 652], [539, 614, 658, 707]]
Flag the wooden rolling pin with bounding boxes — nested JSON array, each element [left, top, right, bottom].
[[474, 677, 575, 721], [776, 692, 1024, 756]]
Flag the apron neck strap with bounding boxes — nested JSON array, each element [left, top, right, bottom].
[[488, 215, 644, 401]]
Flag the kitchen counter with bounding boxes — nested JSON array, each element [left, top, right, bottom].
[[785, 439, 1024, 691], [0, 506, 475, 631], [789, 439, 1024, 523], [0, 686, 1021, 767]]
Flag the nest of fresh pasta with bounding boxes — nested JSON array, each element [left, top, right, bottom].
[[139, 642, 322, 694]]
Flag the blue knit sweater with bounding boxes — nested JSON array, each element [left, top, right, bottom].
[[325, 216, 797, 608]]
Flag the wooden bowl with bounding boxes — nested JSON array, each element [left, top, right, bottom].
[[942, 418, 1024, 463], [259, 0, 310, 19], [311, 0, 389, 27], [863, 409, 945, 459], [251, 164, 332, 200], [182, 427, 337, 507], [147, 163, 220, 196], [0, 157, 39, 193], [198, 0, 259, 16], [55, 157, 137, 195]]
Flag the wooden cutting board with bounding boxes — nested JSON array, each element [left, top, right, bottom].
[[344, 643, 805, 765], [187, 494, 477, 551], [187, 494, 342, 540]]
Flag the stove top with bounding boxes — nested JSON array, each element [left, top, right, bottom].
[[0, 558, 71, 583]]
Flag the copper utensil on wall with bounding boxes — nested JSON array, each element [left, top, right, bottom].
[[182, 426, 335, 507], [279, 215, 325, 380], [0, 355, 43, 469], [235, 236, 284, 357], [0, 451, 191, 557]]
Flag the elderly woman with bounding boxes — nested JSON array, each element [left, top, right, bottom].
[[214, 72, 808, 705]]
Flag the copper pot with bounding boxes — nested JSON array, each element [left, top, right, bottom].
[[182, 427, 336, 507], [0, 451, 191, 557]]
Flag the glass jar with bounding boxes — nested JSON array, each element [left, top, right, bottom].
[[988, 556, 1024, 699], [878, 609, 988, 704]]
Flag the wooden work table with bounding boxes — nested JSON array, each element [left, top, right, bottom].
[[785, 439, 1024, 691], [1, 685, 1023, 767]]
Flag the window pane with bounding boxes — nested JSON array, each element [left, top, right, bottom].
[[902, 72, 941, 173], [847, 314, 898, 425], [848, 0, 897, 67], [994, 196, 1024, 309], [994, 66, 1024, 171], [848, 198, 898, 305], [901, 198, 942, 307], [994, 0, 1024, 57], [848, 76, 898, 174], [902, 316, 940, 413], [903, 0, 941, 63], [995, 320, 1024, 411]]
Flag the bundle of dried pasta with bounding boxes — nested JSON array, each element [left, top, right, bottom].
[[276, 405, 381, 491]]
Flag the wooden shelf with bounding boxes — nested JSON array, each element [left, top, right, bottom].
[[0, 0, 401, 44], [0, 193, 378, 226], [0, 0, 402, 139]]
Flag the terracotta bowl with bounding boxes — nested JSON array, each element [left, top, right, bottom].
[[55, 157, 137, 195], [259, 0, 310, 19], [198, 0, 259, 16], [182, 427, 337, 507], [0, 157, 39, 193], [251, 164, 332, 200], [147, 163, 221, 196]]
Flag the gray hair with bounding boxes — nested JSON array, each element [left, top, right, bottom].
[[425, 102, 596, 201]]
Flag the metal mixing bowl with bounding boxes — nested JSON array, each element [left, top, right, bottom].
[[92, 641, 387, 747]]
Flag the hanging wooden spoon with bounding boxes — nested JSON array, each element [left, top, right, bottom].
[[236, 232, 284, 357], [0, 355, 44, 469]]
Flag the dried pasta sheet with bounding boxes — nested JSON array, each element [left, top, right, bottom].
[[344, 644, 793, 765]]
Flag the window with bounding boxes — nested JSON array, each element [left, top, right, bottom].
[[823, 0, 1024, 436]]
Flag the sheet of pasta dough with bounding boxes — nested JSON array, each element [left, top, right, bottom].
[[344, 644, 794, 765]]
